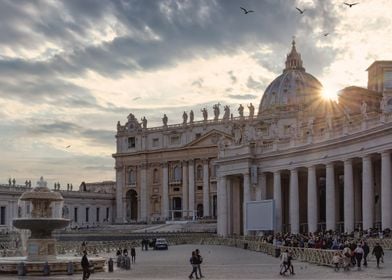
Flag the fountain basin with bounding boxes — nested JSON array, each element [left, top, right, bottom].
[[13, 219, 70, 238], [0, 256, 106, 275]]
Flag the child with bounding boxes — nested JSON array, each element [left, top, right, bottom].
[[332, 252, 341, 271]]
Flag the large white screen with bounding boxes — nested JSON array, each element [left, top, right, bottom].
[[246, 200, 274, 231]]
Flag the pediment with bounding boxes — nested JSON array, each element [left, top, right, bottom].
[[186, 129, 233, 147]]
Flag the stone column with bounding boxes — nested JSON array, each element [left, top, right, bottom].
[[289, 168, 299, 234], [381, 151, 392, 229], [273, 171, 282, 232], [326, 162, 336, 230], [243, 172, 251, 235], [344, 159, 354, 233], [182, 160, 188, 218], [362, 155, 374, 230], [256, 172, 267, 200], [162, 162, 169, 220], [188, 160, 195, 219], [203, 159, 210, 217], [140, 164, 148, 222], [217, 175, 228, 236], [307, 165, 317, 233], [115, 165, 125, 223]]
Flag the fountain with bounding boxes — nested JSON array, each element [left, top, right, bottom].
[[0, 177, 105, 275]]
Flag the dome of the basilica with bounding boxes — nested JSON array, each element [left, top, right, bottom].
[[258, 40, 323, 114]]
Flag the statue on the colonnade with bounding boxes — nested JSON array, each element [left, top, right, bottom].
[[201, 108, 208, 121], [213, 103, 220, 120], [248, 103, 255, 118], [189, 110, 194, 123], [361, 100, 368, 119], [223, 105, 230, 120], [182, 111, 188, 124], [238, 104, 244, 118], [162, 114, 168, 126], [141, 116, 147, 129]]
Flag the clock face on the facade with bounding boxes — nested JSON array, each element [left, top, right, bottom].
[[384, 71, 392, 90]]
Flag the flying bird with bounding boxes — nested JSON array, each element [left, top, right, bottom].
[[240, 7, 254, 14], [344, 2, 359, 8], [65, 145, 71, 149], [323, 33, 330, 37], [296, 7, 305, 14]]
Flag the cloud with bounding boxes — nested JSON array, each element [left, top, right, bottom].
[[192, 78, 204, 88], [228, 94, 258, 100], [228, 71, 237, 84]]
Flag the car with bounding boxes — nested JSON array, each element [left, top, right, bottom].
[[154, 238, 168, 250]]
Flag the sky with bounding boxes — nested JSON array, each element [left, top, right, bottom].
[[0, 0, 391, 188]]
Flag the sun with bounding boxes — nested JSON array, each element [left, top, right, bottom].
[[321, 86, 339, 102]]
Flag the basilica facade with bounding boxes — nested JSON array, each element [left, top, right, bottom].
[[114, 40, 392, 236]]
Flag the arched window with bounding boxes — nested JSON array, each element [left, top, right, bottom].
[[153, 169, 159, 184], [128, 169, 136, 185], [196, 165, 203, 180], [173, 165, 181, 181]]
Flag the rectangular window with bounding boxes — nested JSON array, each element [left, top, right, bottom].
[[106, 207, 110, 221], [0, 206, 6, 225], [197, 186, 203, 191], [85, 207, 89, 222], [128, 137, 136, 148], [384, 71, 392, 89], [170, 135, 180, 145], [152, 138, 159, 147], [74, 207, 78, 222], [96, 208, 100, 222], [195, 133, 201, 139]]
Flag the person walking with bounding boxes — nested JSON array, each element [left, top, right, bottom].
[[372, 242, 384, 268], [131, 247, 136, 264], [354, 244, 364, 270], [81, 251, 90, 280], [195, 249, 204, 278], [189, 251, 199, 279], [362, 241, 369, 266], [279, 249, 289, 275]]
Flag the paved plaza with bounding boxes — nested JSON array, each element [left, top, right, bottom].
[[2, 244, 392, 279]]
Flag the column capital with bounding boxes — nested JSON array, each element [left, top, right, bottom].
[[188, 159, 194, 166], [202, 158, 209, 164], [326, 162, 334, 168], [362, 154, 372, 161], [161, 162, 168, 168], [344, 158, 353, 164], [381, 151, 390, 158], [140, 162, 148, 169], [289, 167, 298, 172], [182, 160, 188, 166]]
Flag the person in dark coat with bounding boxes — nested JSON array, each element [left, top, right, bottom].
[[131, 247, 136, 263], [81, 251, 90, 280], [372, 242, 384, 268], [189, 251, 199, 279], [362, 241, 369, 266]]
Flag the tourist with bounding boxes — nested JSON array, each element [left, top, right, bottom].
[[81, 250, 90, 280], [189, 251, 199, 279], [279, 249, 289, 275], [131, 247, 136, 263], [362, 241, 369, 266], [123, 248, 128, 256], [372, 242, 384, 268], [354, 244, 364, 270], [332, 252, 341, 272], [287, 250, 295, 275], [195, 249, 204, 278]]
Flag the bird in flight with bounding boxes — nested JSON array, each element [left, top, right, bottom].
[[65, 145, 71, 149], [240, 7, 254, 14], [344, 2, 359, 8], [296, 7, 305, 14], [323, 33, 330, 37]]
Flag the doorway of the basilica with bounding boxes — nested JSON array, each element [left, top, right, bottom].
[[126, 189, 138, 221], [172, 197, 182, 219], [227, 176, 243, 236]]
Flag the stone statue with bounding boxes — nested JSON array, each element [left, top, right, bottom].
[[380, 96, 387, 113], [117, 121, 121, 131], [248, 103, 255, 118], [361, 100, 368, 119], [234, 126, 243, 144], [326, 112, 333, 131], [162, 114, 168, 126], [25, 180, 28, 187], [223, 105, 230, 120], [141, 117, 147, 129], [70, 184, 73, 191], [28, 180, 31, 188], [12, 178, 16, 187], [182, 111, 188, 124], [213, 103, 220, 120], [189, 110, 194, 123], [238, 104, 244, 118], [37, 176, 46, 188], [8, 178, 11, 186], [307, 118, 314, 135], [201, 108, 208, 121]]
